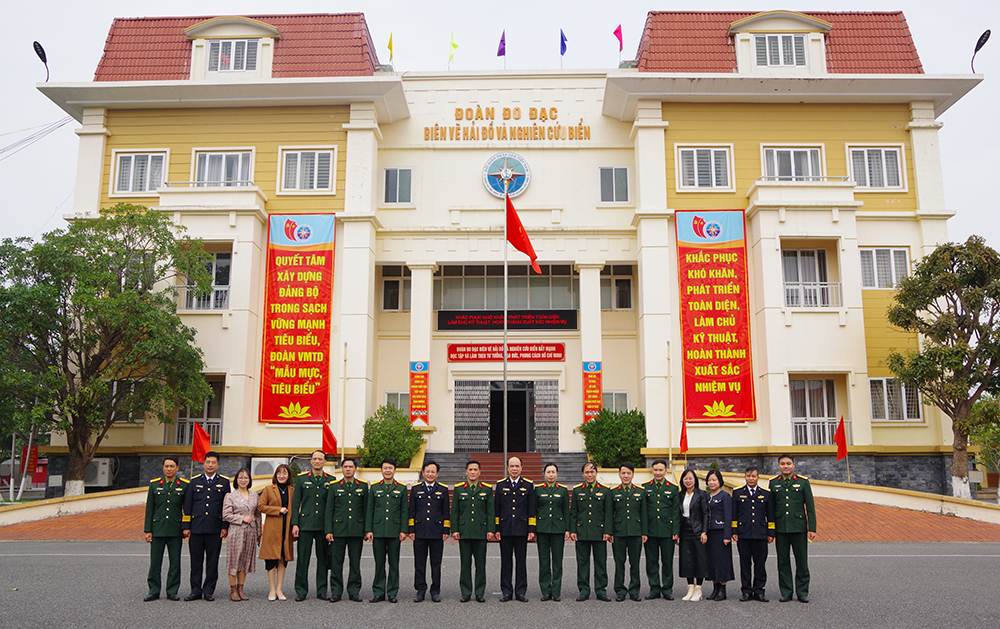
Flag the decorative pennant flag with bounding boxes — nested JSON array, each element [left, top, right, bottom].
[[679, 419, 689, 454], [560, 29, 568, 56], [834, 415, 848, 461], [613, 24, 623, 52], [497, 30, 506, 57], [505, 194, 541, 274], [388, 33, 394, 62], [192, 422, 211, 463], [322, 421, 338, 456], [449, 32, 458, 62]]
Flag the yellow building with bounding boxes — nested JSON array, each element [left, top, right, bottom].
[[39, 11, 980, 494]]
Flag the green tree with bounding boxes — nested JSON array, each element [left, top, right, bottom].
[[577, 408, 648, 468], [356, 405, 424, 468], [969, 395, 1000, 500], [0, 204, 213, 496], [886, 236, 1000, 499]]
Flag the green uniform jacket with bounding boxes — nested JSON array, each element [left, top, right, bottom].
[[291, 471, 335, 531], [610, 483, 647, 537], [534, 483, 570, 534], [144, 477, 189, 537], [450, 481, 495, 538], [365, 479, 408, 537], [771, 474, 817, 534], [643, 479, 681, 538], [570, 482, 613, 541], [325, 478, 368, 538]]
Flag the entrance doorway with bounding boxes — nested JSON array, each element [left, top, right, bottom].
[[489, 381, 534, 452]]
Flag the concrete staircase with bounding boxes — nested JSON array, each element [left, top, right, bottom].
[[428, 451, 589, 487]]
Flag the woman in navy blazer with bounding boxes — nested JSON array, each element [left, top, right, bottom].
[[705, 470, 735, 601]]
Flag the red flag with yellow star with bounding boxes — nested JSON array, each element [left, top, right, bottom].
[[506, 194, 541, 274]]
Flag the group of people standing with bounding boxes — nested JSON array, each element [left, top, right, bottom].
[[144, 451, 817, 605]]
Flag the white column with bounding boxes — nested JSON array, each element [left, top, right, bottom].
[[408, 263, 436, 428], [907, 101, 951, 257], [576, 263, 604, 364], [73, 108, 109, 217]]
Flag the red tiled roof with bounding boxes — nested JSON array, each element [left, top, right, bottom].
[[94, 14, 379, 81], [636, 11, 923, 74]]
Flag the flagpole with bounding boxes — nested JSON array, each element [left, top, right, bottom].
[[503, 185, 509, 468], [846, 453, 851, 484], [667, 340, 672, 467], [341, 342, 348, 465]]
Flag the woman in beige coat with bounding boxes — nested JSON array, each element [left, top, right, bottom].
[[258, 464, 295, 601]]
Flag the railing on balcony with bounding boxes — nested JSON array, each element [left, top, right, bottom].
[[793, 418, 851, 446], [165, 419, 223, 446], [756, 175, 851, 183], [783, 282, 842, 308], [162, 180, 256, 188], [177, 286, 230, 310]]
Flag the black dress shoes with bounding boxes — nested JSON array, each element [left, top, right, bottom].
[[476, 595, 486, 603], [797, 595, 809, 603], [740, 593, 753, 602], [540, 594, 551, 602], [318, 592, 330, 601], [166, 594, 179, 601], [714, 587, 727, 601], [663, 592, 674, 600], [552, 596, 561, 601], [369, 595, 385, 603], [645, 592, 660, 600], [143, 594, 159, 602], [295, 594, 307, 602], [516, 595, 528, 602], [779, 595, 793, 602], [630, 594, 642, 602], [576, 594, 589, 602], [387, 596, 397, 603], [414, 592, 425, 603], [615, 594, 626, 602], [329, 595, 341, 603], [431, 594, 441, 603], [184, 593, 201, 601], [756, 594, 769, 602], [500, 594, 512, 602], [461, 595, 471, 603], [349, 594, 363, 602], [203, 595, 215, 601], [596, 594, 611, 602]]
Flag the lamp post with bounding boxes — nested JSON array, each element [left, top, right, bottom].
[[33, 41, 49, 82], [972, 30, 990, 73]]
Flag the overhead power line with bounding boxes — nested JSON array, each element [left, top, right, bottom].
[[0, 116, 74, 163]]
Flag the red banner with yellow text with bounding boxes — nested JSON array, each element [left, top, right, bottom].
[[259, 215, 336, 424], [582, 361, 602, 423], [675, 210, 756, 422]]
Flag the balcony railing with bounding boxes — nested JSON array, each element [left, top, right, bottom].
[[177, 286, 230, 310], [784, 282, 842, 308], [165, 419, 222, 446], [756, 175, 851, 183], [793, 418, 851, 446], [162, 180, 256, 188]]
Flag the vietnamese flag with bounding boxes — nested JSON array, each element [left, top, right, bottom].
[[192, 422, 211, 463], [679, 420, 689, 454], [506, 194, 541, 274], [323, 422, 338, 456], [834, 416, 848, 461]]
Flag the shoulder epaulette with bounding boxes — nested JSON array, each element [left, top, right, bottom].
[[298, 471, 309, 476], [456, 481, 467, 487], [179, 477, 190, 483], [574, 483, 585, 489], [358, 478, 368, 484], [150, 477, 161, 483], [643, 479, 654, 484], [218, 474, 229, 481], [522, 478, 533, 484], [535, 483, 545, 488], [497, 478, 506, 484], [556, 483, 566, 488], [192, 474, 204, 480], [481, 482, 492, 488], [330, 479, 343, 485]]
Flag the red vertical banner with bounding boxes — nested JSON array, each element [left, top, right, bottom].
[[674, 210, 756, 422], [259, 215, 336, 424], [409, 361, 429, 426], [20, 446, 39, 475], [582, 361, 603, 422]]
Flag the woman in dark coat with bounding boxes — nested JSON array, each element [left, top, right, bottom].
[[705, 470, 735, 601], [677, 468, 709, 601]]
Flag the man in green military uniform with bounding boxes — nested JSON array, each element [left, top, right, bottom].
[[450, 460, 494, 603], [772, 454, 817, 603], [570, 462, 612, 602], [365, 457, 408, 603], [291, 450, 336, 601], [143, 456, 189, 601], [611, 463, 648, 602], [325, 457, 367, 603], [643, 459, 680, 600], [534, 463, 569, 601]]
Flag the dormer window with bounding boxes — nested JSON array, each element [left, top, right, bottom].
[[755, 34, 806, 67], [208, 39, 259, 73]]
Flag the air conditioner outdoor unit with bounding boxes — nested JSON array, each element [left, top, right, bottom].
[[84, 458, 112, 487], [251, 457, 287, 478]]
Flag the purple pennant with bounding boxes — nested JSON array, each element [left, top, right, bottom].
[[497, 30, 506, 57]]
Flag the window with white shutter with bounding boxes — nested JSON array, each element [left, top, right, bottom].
[[754, 34, 806, 66], [849, 146, 904, 189], [279, 148, 336, 194], [208, 40, 259, 72], [676, 146, 732, 191], [859, 248, 909, 288], [112, 151, 167, 194], [763, 147, 823, 181], [194, 150, 253, 187], [869, 378, 921, 421]]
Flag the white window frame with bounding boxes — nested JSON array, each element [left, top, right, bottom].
[[754, 33, 807, 67], [383, 167, 413, 205], [276, 146, 337, 195], [761, 144, 825, 181], [675, 144, 735, 192], [191, 147, 255, 187], [433, 264, 580, 311], [107, 378, 145, 424], [386, 391, 410, 413], [381, 265, 412, 312], [846, 144, 907, 192], [207, 39, 259, 73], [598, 166, 630, 204], [166, 376, 225, 446], [602, 391, 630, 413], [600, 265, 634, 311], [869, 377, 922, 422], [110, 149, 169, 197], [789, 377, 841, 446], [860, 248, 909, 289]]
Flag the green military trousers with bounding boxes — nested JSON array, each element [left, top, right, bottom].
[[458, 538, 488, 597], [775, 532, 810, 598], [613, 535, 643, 596], [575, 539, 608, 597], [147, 536, 182, 596], [644, 535, 676, 596], [536, 533, 565, 598], [371, 536, 401, 598], [330, 536, 364, 597], [294, 530, 330, 597]]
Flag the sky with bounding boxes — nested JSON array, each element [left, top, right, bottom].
[[1, 0, 996, 247]]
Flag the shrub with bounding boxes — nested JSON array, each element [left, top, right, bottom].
[[578, 408, 647, 468], [356, 405, 424, 468], [709, 460, 721, 473]]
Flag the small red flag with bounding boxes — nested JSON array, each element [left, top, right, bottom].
[[613, 24, 623, 52], [322, 422, 338, 456], [192, 422, 211, 463], [834, 415, 848, 461], [679, 420, 689, 454], [505, 194, 541, 274]]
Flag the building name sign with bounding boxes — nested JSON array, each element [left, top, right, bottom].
[[447, 343, 566, 362], [425, 105, 591, 143], [437, 309, 578, 331]]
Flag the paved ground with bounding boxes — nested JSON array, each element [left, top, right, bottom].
[[3, 496, 1000, 542], [1, 539, 998, 629]]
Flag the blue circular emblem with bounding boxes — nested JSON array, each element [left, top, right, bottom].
[[705, 222, 722, 239], [483, 152, 530, 198], [294, 225, 312, 242]]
